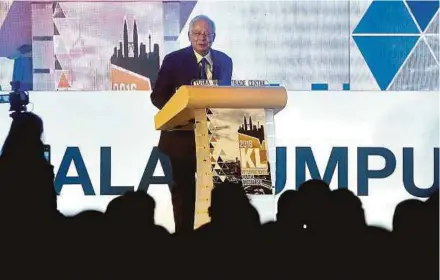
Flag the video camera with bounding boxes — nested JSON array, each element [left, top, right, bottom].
[[0, 81, 30, 118]]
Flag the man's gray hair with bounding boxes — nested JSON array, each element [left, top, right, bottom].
[[189, 15, 216, 34]]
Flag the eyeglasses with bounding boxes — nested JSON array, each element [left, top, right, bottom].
[[191, 32, 214, 39]]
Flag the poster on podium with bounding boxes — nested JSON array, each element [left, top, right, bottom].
[[206, 108, 274, 195]]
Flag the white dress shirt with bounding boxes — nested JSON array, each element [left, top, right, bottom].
[[193, 50, 213, 80]]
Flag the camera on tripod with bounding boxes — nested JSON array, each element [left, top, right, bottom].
[[9, 81, 29, 113], [0, 81, 30, 119], [0, 81, 30, 118]]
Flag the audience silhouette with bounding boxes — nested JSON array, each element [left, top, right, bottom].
[[0, 112, 437, 279], [0, 112, 60, 278]]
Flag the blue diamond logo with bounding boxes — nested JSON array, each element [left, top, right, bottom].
[[353, 0, 439, 90]]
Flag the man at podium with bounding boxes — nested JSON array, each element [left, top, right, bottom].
[[150, 15, 233, 233]]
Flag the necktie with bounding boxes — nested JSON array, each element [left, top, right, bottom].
[[199, 58, 208, 80]]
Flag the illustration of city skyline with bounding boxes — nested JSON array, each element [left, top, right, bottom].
[[111, 17, 160, 88], [52, 2, 164, 90]]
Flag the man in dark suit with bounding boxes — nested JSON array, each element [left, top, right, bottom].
[[150, 15, 233, 234]]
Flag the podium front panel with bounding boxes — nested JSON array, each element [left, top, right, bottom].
[[193, 108, 275, 229]]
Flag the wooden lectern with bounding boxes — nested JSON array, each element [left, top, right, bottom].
[[155, 85, 288, 229]]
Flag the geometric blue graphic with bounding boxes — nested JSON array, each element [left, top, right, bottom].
[[352, 0, 439, 90], [406, 0, 440, 31], [426, 11, 439, 33], [343, 83, 350, 90], [353, 36, 420, 90], [353, 1, 420, 34], [311, 83, 329, 90]]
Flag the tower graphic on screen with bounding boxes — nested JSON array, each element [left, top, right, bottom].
[[110, 18, 160, 90]]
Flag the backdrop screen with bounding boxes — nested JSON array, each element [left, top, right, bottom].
[[0, 0, 438, 92]]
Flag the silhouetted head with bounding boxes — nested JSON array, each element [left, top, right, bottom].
[[1, 112, 45, 160], [329, 189, 366, 233], [276, 190, 298, 222], [298, 179, 331, 194], [106, 190, 156, 225], [292, 179, 332, 232], [393, 199, 425, 233]]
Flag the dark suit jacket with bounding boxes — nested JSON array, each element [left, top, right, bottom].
[[151, 46, 233, 159]]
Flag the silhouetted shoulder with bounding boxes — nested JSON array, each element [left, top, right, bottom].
[[0, 158, 8, 178], [153, 224, 170, 236]]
